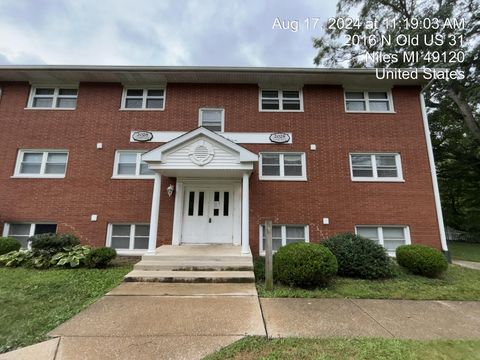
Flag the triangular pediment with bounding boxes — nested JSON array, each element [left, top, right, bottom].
[[142, 127, 258, 165]]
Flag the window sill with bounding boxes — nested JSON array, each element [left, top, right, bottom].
[[259, 176, 307, 181], [345, 111, 396, 114], [259, 109, 304, 113], [119, 108, 165, 111], [111, 176, 155, 180], [24, 107, 76, 111], [11, 175, 66, 179], [351, 178, 405, 183], [115, 250, 147, 256]]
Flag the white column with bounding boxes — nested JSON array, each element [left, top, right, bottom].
[[147, 173, 162, 253], [241, 172, 250, 254]]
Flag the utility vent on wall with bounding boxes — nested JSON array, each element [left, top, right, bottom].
[[188, 140, 214, 166]]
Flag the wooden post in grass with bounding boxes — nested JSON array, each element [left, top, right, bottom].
[[265, 220, 273, 291]]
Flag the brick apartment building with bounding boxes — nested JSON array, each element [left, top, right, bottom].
[[0, 66, 448, 257]]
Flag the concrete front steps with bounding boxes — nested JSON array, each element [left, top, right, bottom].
[[124, 245, 255, 283]]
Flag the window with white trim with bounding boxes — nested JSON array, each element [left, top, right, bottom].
[[259, 153, 306, 180], [122, 88, 165, 110], [259, 224, 308, 254], [260, 90, 303, 111], [199, 108, 224, 131], [350, 153, 403, 181], [14, 150, 68, 178], [356, 226, 410, 254], [107, 224, 149, 250], [113, 151, 154, 178], [344, 91, 392, 112], [4, 223, 57, 249], [28, 87, 78, 109]]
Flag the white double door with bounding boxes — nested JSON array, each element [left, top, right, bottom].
[[182, 185, 234, 244]]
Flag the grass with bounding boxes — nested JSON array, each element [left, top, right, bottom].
[[204, 336, 480, 360], [257, 265, 480, 301], [0, 264, 132, 353], [448, 241, 480, 262]]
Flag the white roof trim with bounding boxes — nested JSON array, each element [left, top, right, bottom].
[[142, 127, 258, 163]]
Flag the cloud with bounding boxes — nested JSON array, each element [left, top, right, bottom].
[[0, 0, 336, 66]]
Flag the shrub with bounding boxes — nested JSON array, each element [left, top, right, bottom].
[[0, 250, 33, 267], [50, 245, 91, 268], [396, 244, 448, 278], [323, 233, 395, 279], [273, 242, 337, 287], [0, 237, 21, 255], [30, 233, 80, 254], [253, 256, 266, 281], [85, 247, 117, 268]]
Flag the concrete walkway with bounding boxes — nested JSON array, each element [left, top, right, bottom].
[[453, 260, 480, 270], [3, 288, 480, 359], [261, 298, 480, 339], [1, 283, 265, 360]]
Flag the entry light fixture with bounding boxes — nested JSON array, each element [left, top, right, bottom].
[[167, 184, 175, 197]]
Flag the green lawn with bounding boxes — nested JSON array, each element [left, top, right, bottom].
[[0, 265, 132, 353], [204, 337, 480, 360], [448, 242, 480, 262], [257, 265, 480, 301]]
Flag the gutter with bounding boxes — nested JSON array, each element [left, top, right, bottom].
[[419, 84, 449, 259]]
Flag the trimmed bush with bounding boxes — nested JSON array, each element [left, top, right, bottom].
[[0, 237, 21, 255], [396, 244, 448, 278], [323, 233, 395, 279], [30, 233, 80, 254], [273, 242, 337, 287], [85, 247, 117, 268]]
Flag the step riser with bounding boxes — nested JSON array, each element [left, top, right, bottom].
[[124, 276, 255, 283], [134, 265, 253, 271], [142, 255, 251, 262]]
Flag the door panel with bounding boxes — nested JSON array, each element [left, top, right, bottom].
[[182, 186, 233, 244]]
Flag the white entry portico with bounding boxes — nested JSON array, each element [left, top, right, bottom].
[[142, 127, 258, 254]]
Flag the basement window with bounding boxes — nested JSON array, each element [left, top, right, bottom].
[[259, 224, 309, 255], [107, 224, 150, 251], [3, 223, 57, 249], [356, 226, 411, 255]]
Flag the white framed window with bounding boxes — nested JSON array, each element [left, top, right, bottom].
[[350, 153, 403, 182], [13, 150, 69, 178], [3, 222, 57, 249], [344, 91, 393, 112], [355, 225, 411, 255], [106, 224, 149, 252], [259, 224, 309, 255], [112, 151, 154, 179], [259, 152, 306, 181], [27, 86, 78, 109], [121, 88, 165, 110], [259, 90, 303, 111], [198, 108, 224, 132]]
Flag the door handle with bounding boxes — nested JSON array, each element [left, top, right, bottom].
[[209, 218, 212, 223]]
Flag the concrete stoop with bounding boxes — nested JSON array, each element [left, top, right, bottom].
[[124, 245, 255, 283]]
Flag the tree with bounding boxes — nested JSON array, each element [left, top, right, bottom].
[[313, 0, 480, 141]]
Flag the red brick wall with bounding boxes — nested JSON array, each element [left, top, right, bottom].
[[0, 81, 441, 254]]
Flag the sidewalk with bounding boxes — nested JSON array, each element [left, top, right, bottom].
[[261, 298, 480, 339], [2, 287, 480, 359]]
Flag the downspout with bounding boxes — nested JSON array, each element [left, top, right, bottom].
[[419, 82, 450, 261]]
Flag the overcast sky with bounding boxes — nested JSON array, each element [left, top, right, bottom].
[[0, 0, 337, 67]]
